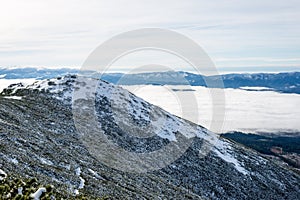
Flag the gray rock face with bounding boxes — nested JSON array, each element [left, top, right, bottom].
[[0, 75, 299, 199]]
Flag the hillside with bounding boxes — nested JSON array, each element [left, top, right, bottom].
[[0, 75, 299, 199]]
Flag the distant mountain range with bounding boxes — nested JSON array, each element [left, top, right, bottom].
[[1, 68, 299, 94], [0, 67, 78, 79]]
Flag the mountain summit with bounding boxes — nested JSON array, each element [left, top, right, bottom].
[[0, 75, 299, 199]]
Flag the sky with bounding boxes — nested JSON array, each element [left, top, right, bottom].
[[0, 0, 300, 73]]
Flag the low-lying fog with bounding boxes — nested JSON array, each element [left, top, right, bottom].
[[123, 85, 300, 134]]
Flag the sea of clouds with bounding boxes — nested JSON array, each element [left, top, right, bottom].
[[123, 85, 300, 134]]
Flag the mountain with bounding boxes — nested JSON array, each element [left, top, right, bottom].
[[101, 71, 300, 94], [0, 67, 79, 80], [217, 72, 300, 94], [1, 68, 299, 94], [0, 75, 299, 199]]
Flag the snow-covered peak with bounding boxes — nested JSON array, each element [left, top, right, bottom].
[[2, 75, 250, 175], [1, 75, 77, 102]]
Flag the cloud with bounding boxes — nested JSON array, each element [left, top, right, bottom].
[[0, 0, 300, 71], [123, 85, 300, 134]]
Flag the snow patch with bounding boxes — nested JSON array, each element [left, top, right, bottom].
[[74, 167, 85, 195], [39, 157, 53, 166], [74, 189, 79, 195], [88, 168, 105, 180], [213, 140, 248, 175], [18, 187, 23, 195], [79, 177, 85, 189], [10, 158, 19, 164], [151, 116, 179, 141], [0, 169, 7, 180], [30, 187, 46, 200], [75, 167, 81, 176], [4, 96, 22, 100], [0, 78, 36, 93]]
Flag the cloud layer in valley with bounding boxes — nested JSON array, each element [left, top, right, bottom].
[[123, 85, 300, 134]]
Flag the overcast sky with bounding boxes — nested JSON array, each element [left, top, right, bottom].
[[1, 0, 300, 73]]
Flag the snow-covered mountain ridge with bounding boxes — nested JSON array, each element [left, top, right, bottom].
[[0, 75, 299, 199]]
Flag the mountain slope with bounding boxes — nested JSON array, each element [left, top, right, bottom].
[[0, 75, 299, 199]]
